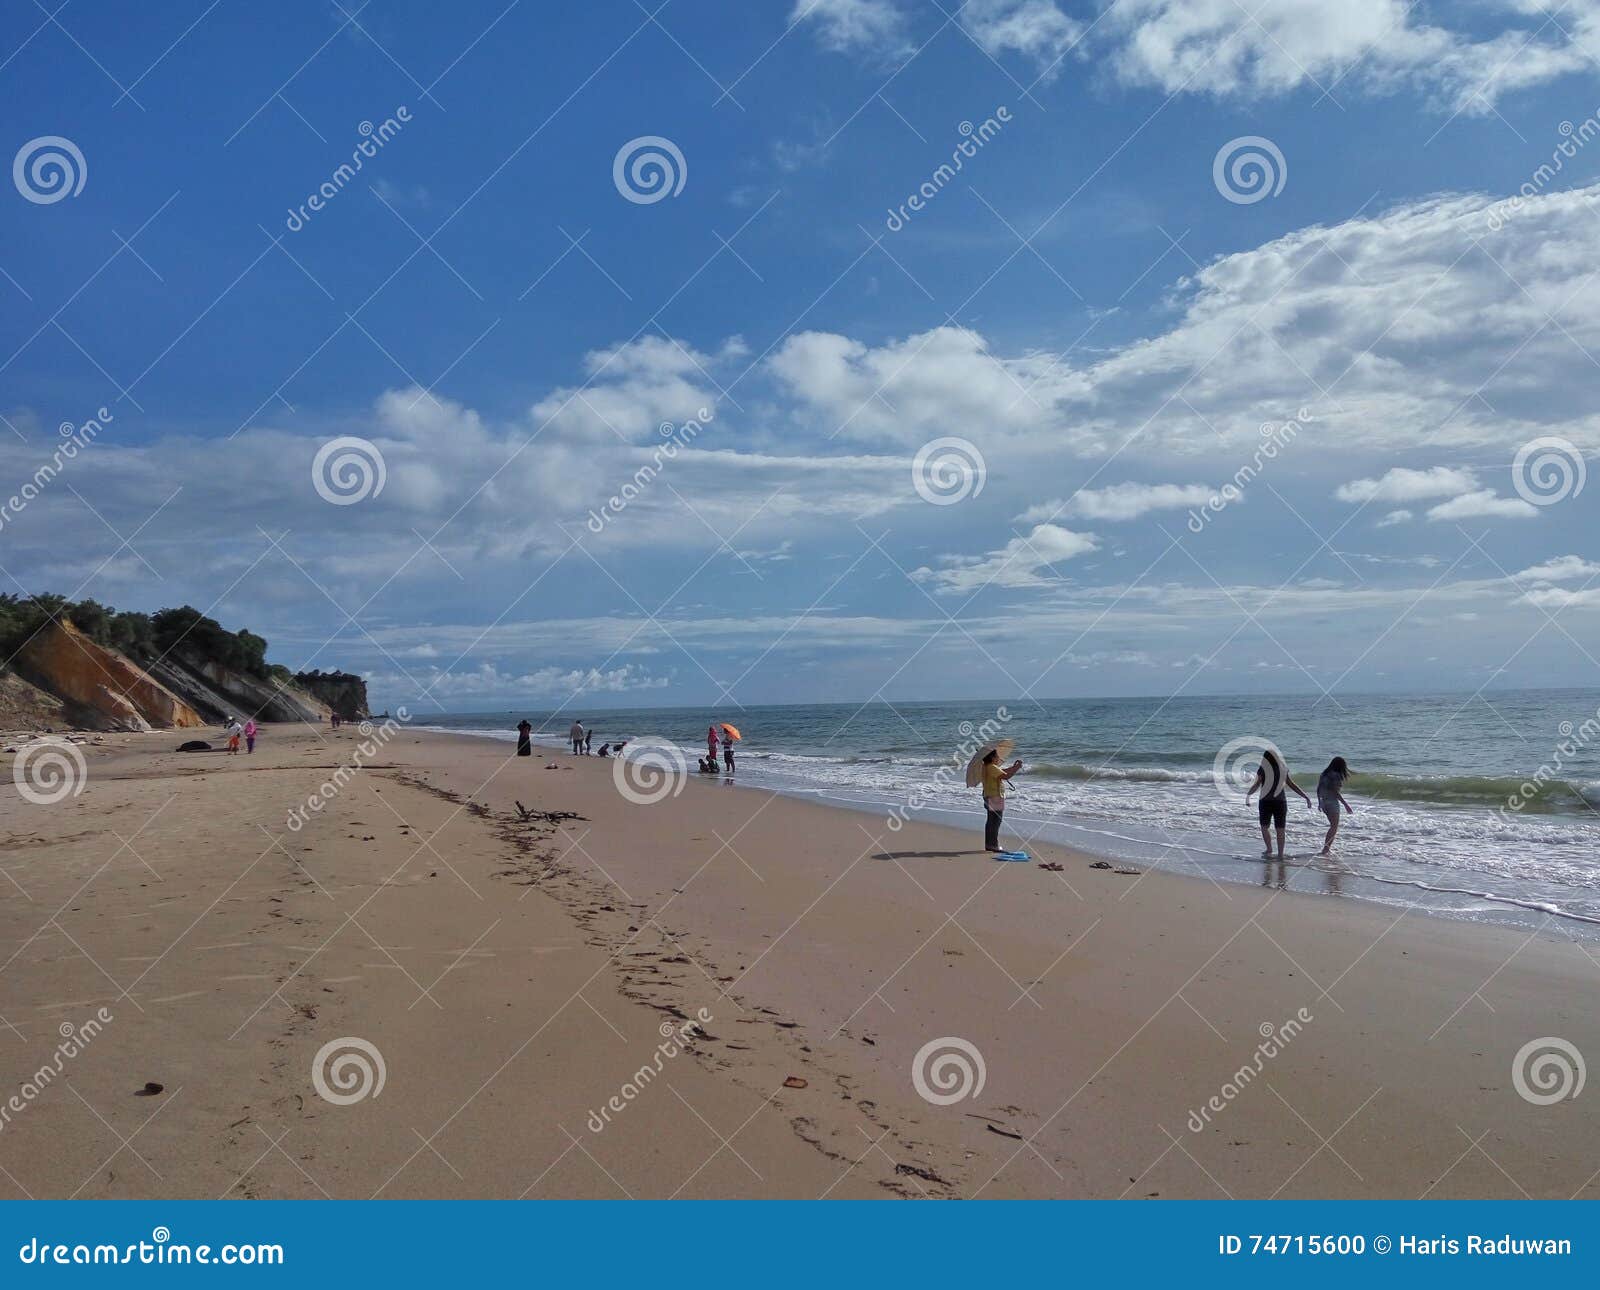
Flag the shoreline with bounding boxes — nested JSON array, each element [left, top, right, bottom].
[[417, 721, 1600, 940], [4, 723, 1598, 1198]]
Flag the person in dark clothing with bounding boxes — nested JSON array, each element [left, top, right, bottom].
[[516, 719, 533, 757], [1246, 747, 1312, 859], [980, 748, 1022, 852]]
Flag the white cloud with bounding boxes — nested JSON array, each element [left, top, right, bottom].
[[530, 335, 735, 443], [1517, 555, 1600, 582], [770, 185, 1600, 467], [911, 522, 1098, 594], [792, 0, 911, 60], [1050, 482, 1216, 521], [373, 661, 668, 699], [1335, 467, 1479, 504], [1519, 586, 1600, 609], [1425, 489, 1538, 521], [800, 0, 1600, 109], [1376, 509, 1413, 528], [961, 0, 1083, 67]]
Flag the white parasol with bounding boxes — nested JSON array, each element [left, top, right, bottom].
[[964, 737, 1016, 788]]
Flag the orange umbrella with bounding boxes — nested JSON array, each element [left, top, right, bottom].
[[720, 723, 742, 741]]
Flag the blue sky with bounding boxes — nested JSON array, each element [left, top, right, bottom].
[[2, 0, 1598, 715]]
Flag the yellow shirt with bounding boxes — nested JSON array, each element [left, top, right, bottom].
[[981, 763, 1005, 799]]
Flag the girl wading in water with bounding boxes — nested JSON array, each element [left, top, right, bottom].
[[1316, 756, 1355, 855], [1246, 748, 1311, 860]]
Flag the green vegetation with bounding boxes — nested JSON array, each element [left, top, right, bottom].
[[0, 593, 282, 681]]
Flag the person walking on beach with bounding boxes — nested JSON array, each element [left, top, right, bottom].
[[570, 719, 584, 755], [980, 748, 1022, 852], [706, 723, 719, 765], [584, 729, 593, 755], [1246, 748, 1311, 859], [722, 733, 735, 774], [516, 719, 533, 757], [244, 718, 257, 754], [225, 718, 243, 755], [1317, 756, 1354, 856]]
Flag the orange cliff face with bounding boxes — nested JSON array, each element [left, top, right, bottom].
[[17, 619, 204, 731]]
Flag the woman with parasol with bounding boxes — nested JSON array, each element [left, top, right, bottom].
[[719, 722, 741, 773], [967, 738, 1022, 853]]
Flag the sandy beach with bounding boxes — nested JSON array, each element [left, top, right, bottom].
[[2, 723, 1597, 1200]]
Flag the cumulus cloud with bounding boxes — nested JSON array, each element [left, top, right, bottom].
[[1518, 585, 1600, 609], [1517, 555, 1600, 582], [961, 0, 1083, 66], [1044, 482, 1216, 521], [1102, 0, 1597, 110], [800, 0, 1600, 109], [530, 335, 738, 443], [793, 0, 912, 61], [770, 185, 1600, 466], [911, 523, 1098, 594], [370, 661, 668, 700], [1424, 489, 1538, 521], [1335, 467, 1479, 504], [14, 180, 1600, 704]]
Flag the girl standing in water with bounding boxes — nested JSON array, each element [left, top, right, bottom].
[[1316, 756, 1354, 855], [1246, 748, 1311, 860]]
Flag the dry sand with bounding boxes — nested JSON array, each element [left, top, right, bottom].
[[2, 723, 1597, 1199]]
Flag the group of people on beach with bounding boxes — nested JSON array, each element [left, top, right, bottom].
[[222, 717, 257, 754], [700, 723, 734, 775], [512, 718, 623, 759], [1246, 751, 1354, 858], [981, 745, 1356, 860]]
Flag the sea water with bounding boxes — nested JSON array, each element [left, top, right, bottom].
[[419, 690, 1600, 934]]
